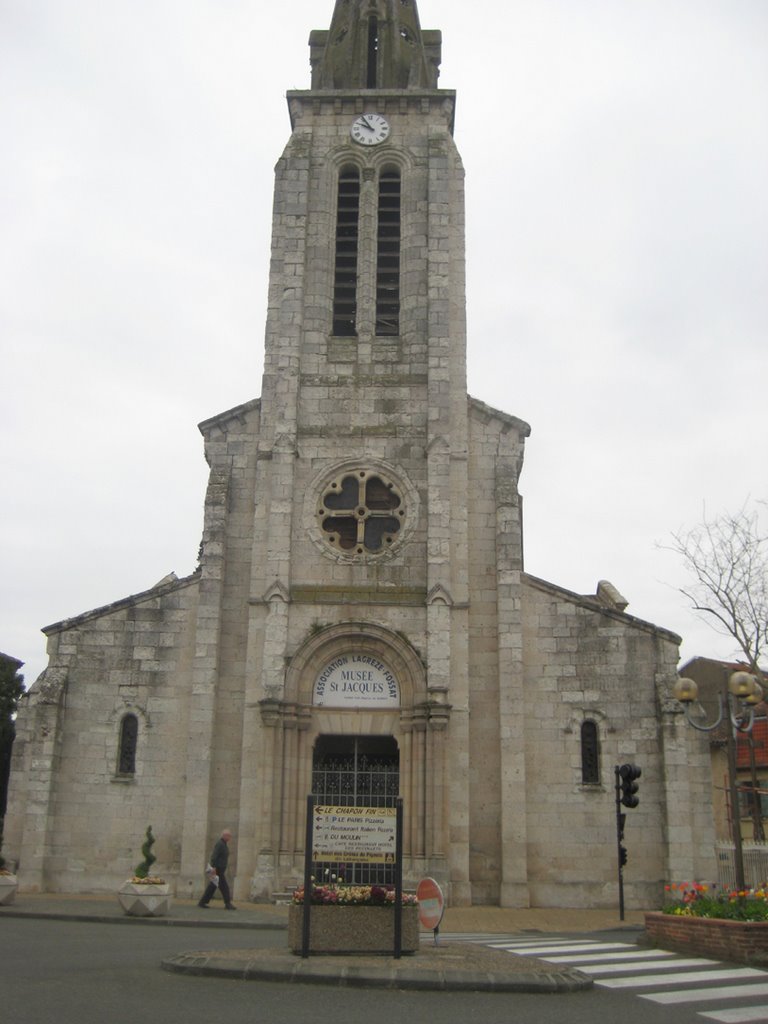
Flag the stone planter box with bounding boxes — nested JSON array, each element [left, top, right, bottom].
[[0, 873, 18, 906], [117, 880, 172, 917], [645, 912, 768, 965], [288, 904, 419, 955]]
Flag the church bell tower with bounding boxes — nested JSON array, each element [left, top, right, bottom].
[[222, 0, 475, 901]]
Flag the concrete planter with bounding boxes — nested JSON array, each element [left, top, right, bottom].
[[645, 911, 768, 965], [288, 903, 419, 955], [0, 872, 18, 906], [117, 880, 172, 917]]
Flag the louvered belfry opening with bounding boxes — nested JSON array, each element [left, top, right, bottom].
[[333, 166, 360, 336], [311, 734, 400, 885], [367, 17, 379, 88], [376, 168, 401, 336]]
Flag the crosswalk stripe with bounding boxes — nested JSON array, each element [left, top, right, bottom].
[[641, 982, 768, 1005], [484, 937, 601, 946], [453, 932, 768, 1018], [575, 957, 720, 975], [541, 949, 684, 963], [598, 968, 767, 989], [699, 1006, 768, 1022], [489, 941, 631, 955]]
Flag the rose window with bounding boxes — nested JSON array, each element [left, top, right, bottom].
[[317, 470, 404, 555]]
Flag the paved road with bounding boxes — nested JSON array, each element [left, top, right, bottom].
[[0, 916, 738, 1024], [468, 933, 768, 1024]]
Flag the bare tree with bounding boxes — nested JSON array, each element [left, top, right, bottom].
[[667, 501, 767, 681]]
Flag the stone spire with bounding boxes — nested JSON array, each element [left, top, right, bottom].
[[309, 0, 442, 90]]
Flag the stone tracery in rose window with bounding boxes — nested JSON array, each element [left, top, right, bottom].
[[317, 469, 404, 555]]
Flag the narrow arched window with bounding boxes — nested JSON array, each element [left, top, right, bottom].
[[581, 720, 600, 784], [332, 166, 360, 336], [376, 168, 400, 336], [118, 714, 138, 775], [367, 17, 379, 88]]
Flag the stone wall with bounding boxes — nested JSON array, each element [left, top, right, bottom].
[[5, 574, 200, 892], [520, 575, 684, 908]]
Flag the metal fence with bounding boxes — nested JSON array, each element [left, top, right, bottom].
[[715, 841, 768, 888], [311, 748, 399, 886]]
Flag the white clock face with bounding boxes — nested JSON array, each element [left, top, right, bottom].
[[350, 113, 390, 146]]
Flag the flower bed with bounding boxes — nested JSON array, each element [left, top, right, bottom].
[[289, 882, 419, 954], [662, 882, 768, 921], [646, 882, 768, 965], [292, 882, 418, 907]]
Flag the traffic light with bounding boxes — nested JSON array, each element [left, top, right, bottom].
[[619, 845, 628, 867], [619, 763, 641, 808]]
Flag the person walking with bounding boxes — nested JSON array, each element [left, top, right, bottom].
[[198, 829, 236, 910]]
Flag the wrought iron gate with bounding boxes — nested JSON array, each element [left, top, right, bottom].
[[311, 735, 399, 885]]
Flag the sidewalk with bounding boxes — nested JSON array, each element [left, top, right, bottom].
[[0, 893, 649, 993], [0, 891, 648, 933], [0, 892, 287, 929]]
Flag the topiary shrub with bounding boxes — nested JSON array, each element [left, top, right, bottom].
[[134, 825, 157, 880]]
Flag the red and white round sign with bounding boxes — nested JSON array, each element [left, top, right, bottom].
[[416, 877, 445, 930]]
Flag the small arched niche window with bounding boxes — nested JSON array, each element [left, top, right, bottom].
[[580, 719, 600, 785], [117, 713, 139, 776]]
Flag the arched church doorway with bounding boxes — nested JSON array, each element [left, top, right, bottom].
[[311, 734, 399, 885]]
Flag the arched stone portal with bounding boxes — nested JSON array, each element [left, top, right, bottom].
[[250, 623, 451, 899]]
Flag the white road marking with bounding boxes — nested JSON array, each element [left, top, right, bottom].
[[461, 933, 768, 1020], [699, 1006, 768, 1022], [490, 941, 631, 955], [542, 949, 682, 963], [641, 982, 768, 1004], [599, 968, 767, 989], [576, 957, 720, 974]]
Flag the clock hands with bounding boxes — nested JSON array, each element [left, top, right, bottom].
[[350, 113, 389, 145]]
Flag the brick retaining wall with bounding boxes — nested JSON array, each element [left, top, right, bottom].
[[645, 911, 768, 965]]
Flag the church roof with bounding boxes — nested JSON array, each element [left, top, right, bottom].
[[468, 395, 531, 438], [198, 397, 261, 438], [524, 572, 682, 643], [41, 571, 200, 636]]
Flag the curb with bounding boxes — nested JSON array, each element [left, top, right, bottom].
[[160, 951, 593, 993], [0, 908, 286, 930]]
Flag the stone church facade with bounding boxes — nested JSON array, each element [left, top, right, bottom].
[[6, 0, 715, 907]]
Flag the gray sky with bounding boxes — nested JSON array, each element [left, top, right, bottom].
[[2, 0, 767, 687]]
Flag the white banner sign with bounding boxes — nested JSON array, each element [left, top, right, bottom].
[[313, 655, 399, 708], [312, 805, 397, 863]]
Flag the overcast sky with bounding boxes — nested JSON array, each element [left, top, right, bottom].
[[2, 0, 767, 687]]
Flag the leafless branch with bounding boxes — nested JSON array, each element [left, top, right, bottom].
[[662, 501, 768, 680]]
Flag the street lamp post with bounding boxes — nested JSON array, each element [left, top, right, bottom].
[[673, 670, 764, 892]]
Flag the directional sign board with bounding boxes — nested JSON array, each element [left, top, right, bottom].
[[312, 805, 397, 864]]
